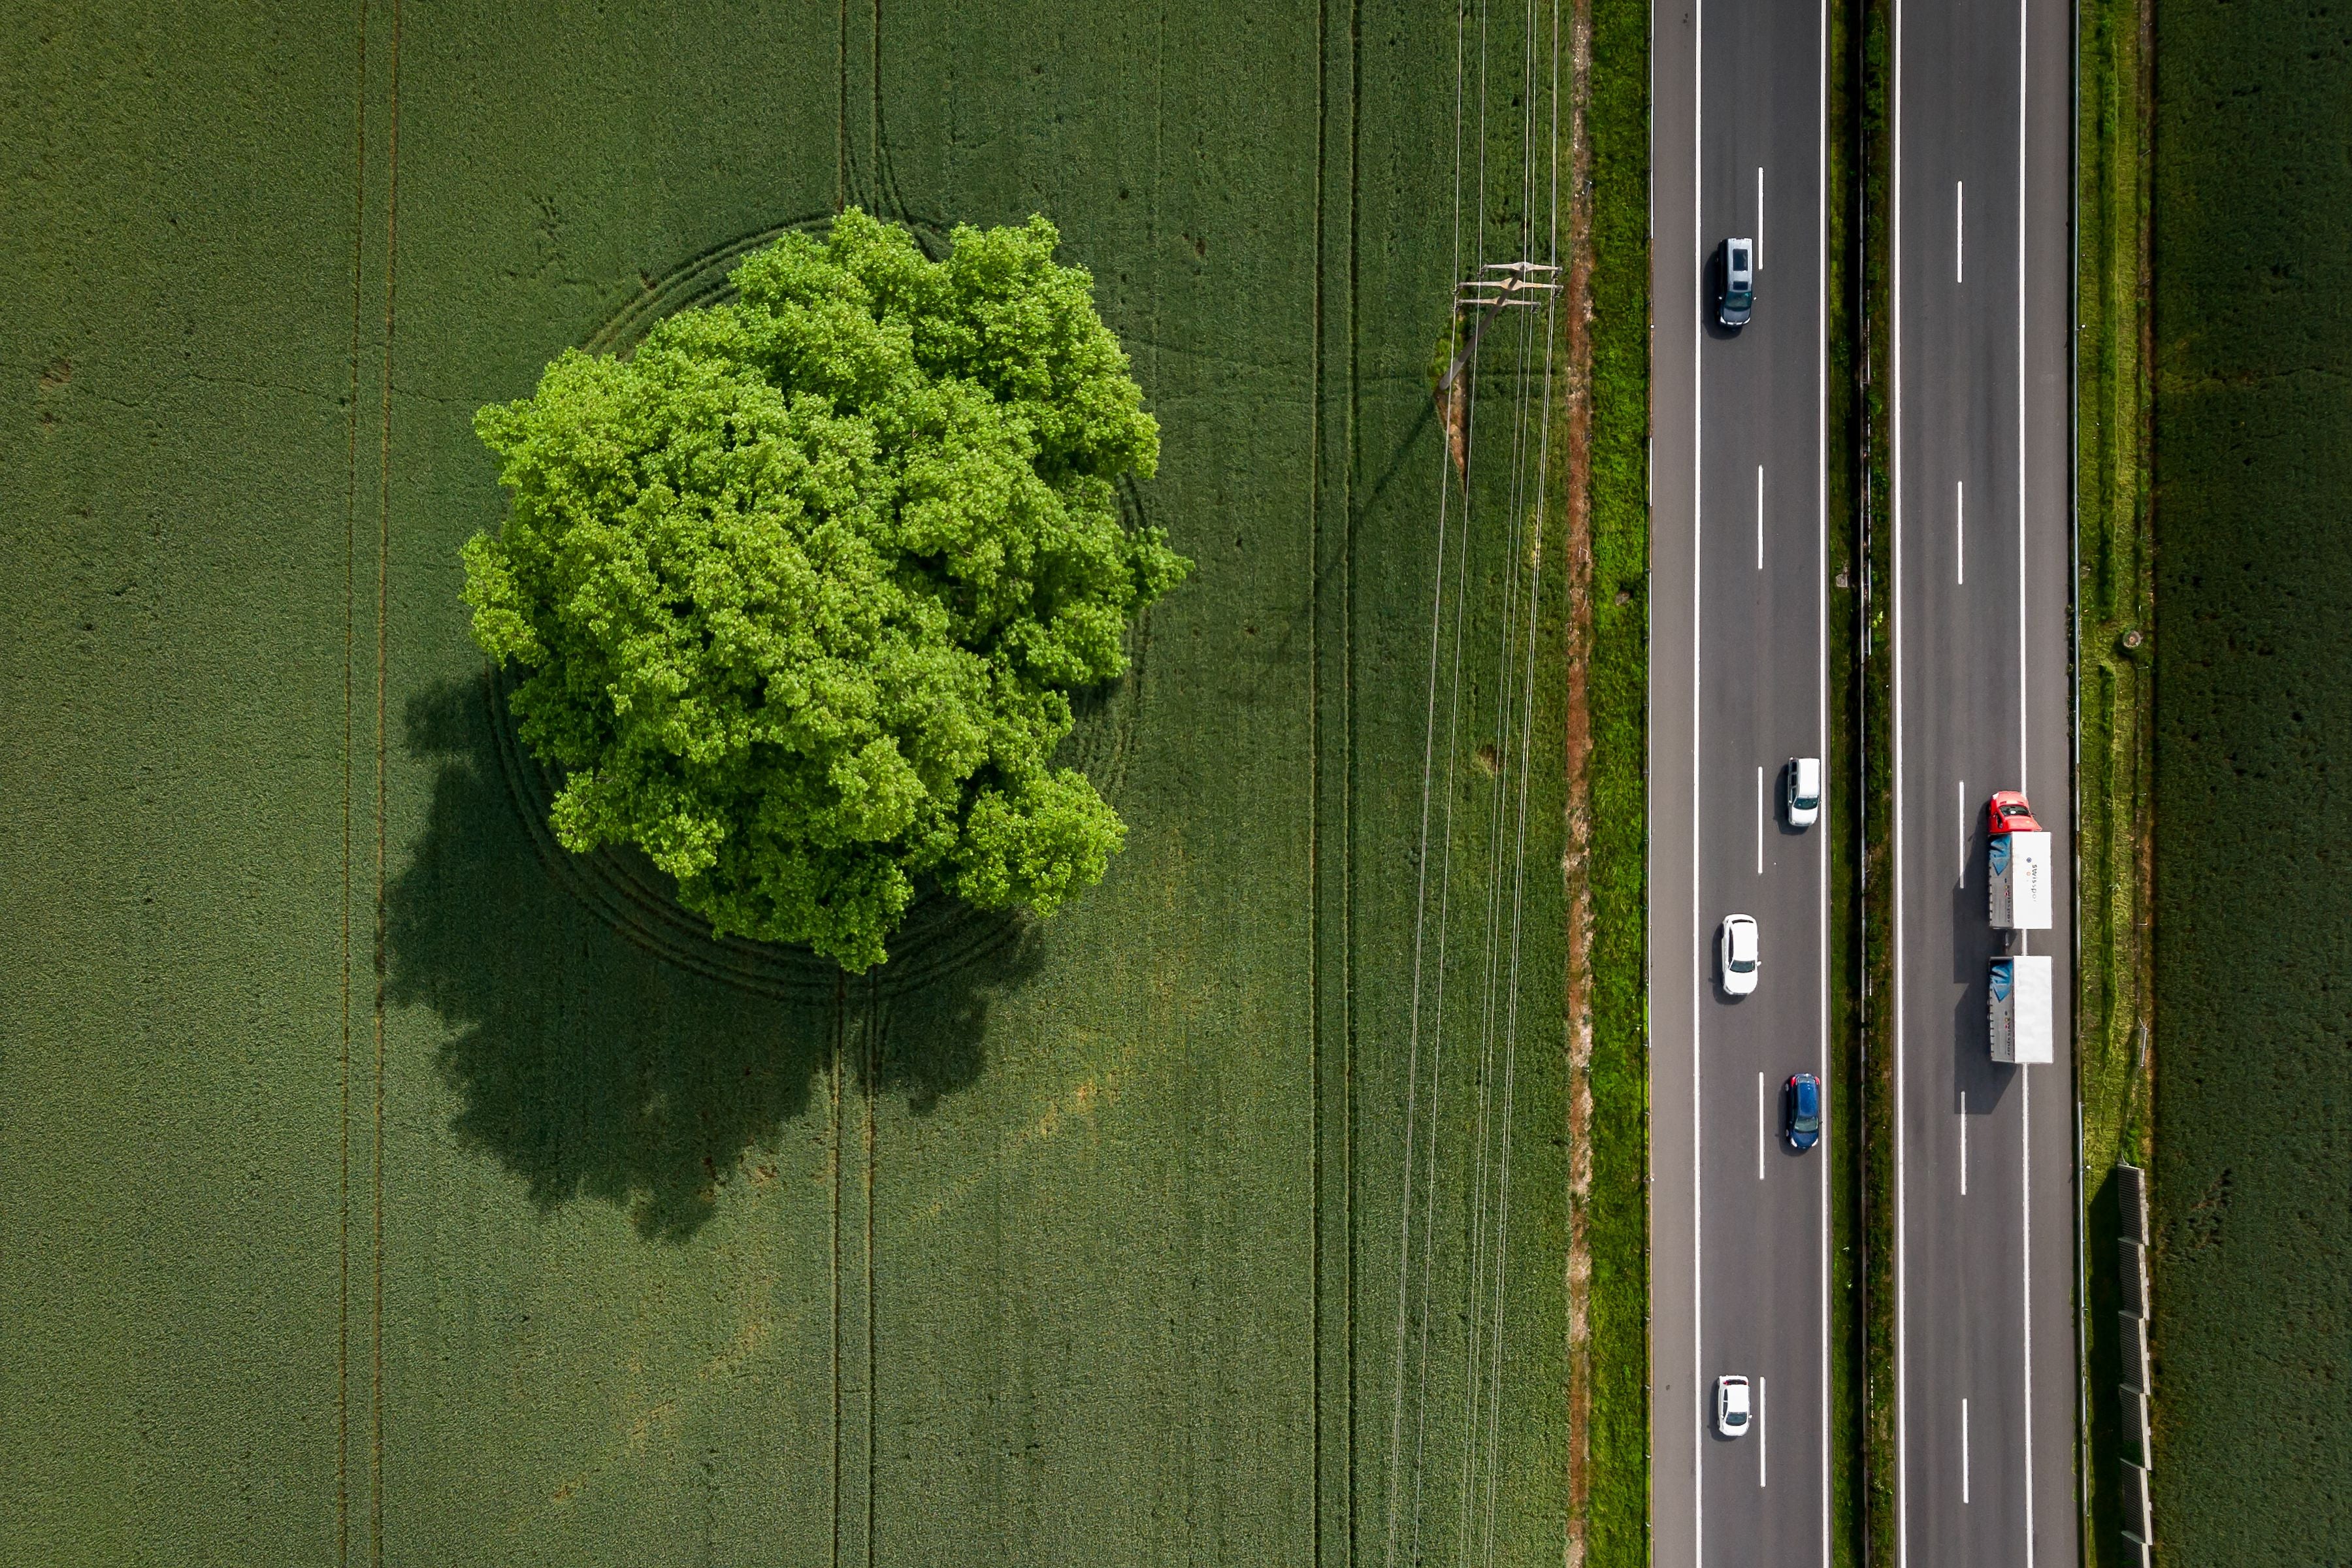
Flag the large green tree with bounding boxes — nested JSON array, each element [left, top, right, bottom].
[[463, 209, 1189, 972]]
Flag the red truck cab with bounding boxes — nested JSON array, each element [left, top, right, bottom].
[[1987, 790, 2041, 835]]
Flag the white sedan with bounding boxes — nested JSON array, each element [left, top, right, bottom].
[[1718, 913, 1761, 996], [1716, 1374, 1752, 1437]]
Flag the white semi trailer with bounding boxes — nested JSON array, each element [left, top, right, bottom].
[[1988, 829, 2053, 934], [1989, 955, 2054, 1065]]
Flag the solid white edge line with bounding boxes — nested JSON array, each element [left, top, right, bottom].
[[2018, 0, 2032, 804], [2024, 1053, 2037, 1562], [1816, 0, 1831, 1548], [2019, 0, 2035, 1556], [1691, 0, 1707, 1549], [1644, 0, 1659, 1551], [1890, 0, 1908, 1553]]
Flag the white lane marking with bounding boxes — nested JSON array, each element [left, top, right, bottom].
[[1956, 479, 1965, 585], [1757, 166, 1766, 267], [1759, 1375, 1769, 1488], [1962, 1397, 1971, 1504], [1757, 465, 1765, 570], [2019, 0, 2036, 1554], [1757, 764, 1766, 874], [1956, 179, 1965, 282], [1958, 779, 1968, 886], [1891, 0, 1909, 1554], [1759, 1070, 1768, 1181], [1691, 0, 1707, 1548], [2017, 0, 2031, 806], [1960, 1091, 1968, 1196], [1816, 0, 1832, 1549], [2023, 1048, 2036, 1563]]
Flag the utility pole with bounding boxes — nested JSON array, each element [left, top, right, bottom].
[[1437, 261, 1561, 480]]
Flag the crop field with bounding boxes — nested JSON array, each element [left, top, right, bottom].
[[0, 3, 1580, 1565], [2150, 0, 2352, 1558]]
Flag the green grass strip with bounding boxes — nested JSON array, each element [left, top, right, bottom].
[[1581, 0, 1650, 1558], [1855, 0, 1898, 1556], [1824, 0, 1867, 1558], [2073, 0, 2155, 1555]]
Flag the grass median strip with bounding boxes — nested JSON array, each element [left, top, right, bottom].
[[1856, 0, 1899, 1556]]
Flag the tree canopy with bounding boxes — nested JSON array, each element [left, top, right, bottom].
[[463, 209, 1189, 972]]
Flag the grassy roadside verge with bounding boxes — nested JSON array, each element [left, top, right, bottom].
[[2072, 0, 2156, 1554], [1855, 0, 1898, 1558], [1571, 0, 1650, 1559]]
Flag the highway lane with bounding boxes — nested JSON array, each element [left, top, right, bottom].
[[1652, 0, 1831, 1558], [1889, 0, 2079, 1560]]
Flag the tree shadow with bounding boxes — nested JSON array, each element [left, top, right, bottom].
[[384, 677, 1039, 1241]]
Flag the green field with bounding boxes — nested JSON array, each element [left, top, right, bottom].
[[2151, 0, 2352, 1557], [0, 3, 1583, 1564]]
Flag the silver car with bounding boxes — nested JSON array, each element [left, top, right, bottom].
[[1786, 756, 1821, 828], [1716, 237, 1754, 327]]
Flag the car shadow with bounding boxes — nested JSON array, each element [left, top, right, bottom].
[[1772, 760, 1815, 837], [384, 677, 1039, 1240], [1948, 873, 2017, 1113]]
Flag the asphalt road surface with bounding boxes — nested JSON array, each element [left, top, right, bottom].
[[1650, 0, 1833, 1559], [1889, 0, 2080, 1561]]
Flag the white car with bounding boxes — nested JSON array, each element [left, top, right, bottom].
[[1716, 1374, 1752, 1437], [1786, 756, 1821, 828], [1718, 913, 1760, 996]]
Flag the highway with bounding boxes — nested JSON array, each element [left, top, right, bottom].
[[1650, 0, 1833, 1558], [1889, 0, 2080, 1560], [1653, 0, 2081, 1561]]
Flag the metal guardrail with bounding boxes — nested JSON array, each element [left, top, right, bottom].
[[2117, 1162, 2155, 1564]]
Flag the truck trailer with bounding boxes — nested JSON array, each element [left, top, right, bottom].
[[1988, 830, 2053, 932], [1989, 955, 2054, 1065]]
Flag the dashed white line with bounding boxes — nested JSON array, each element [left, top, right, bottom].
[[1960, 1091, 1968, 1197], [1956, 479, 1965, 586], [1757, 764, 1766, 875], [1956, 179, 1965, 282], [1758, 1375, 1769, 1488], [1758, 1070, 1768, 1181], [1961, 1397, 1972, 1505], [1757, 465, 1766, 571], [1958, 779, 1968, 885]]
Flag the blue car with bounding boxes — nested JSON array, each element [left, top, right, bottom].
[[1784, 1072, 1821, 1152]]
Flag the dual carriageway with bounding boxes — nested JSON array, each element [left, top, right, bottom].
[[1646, 0, 2080, 1561]]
